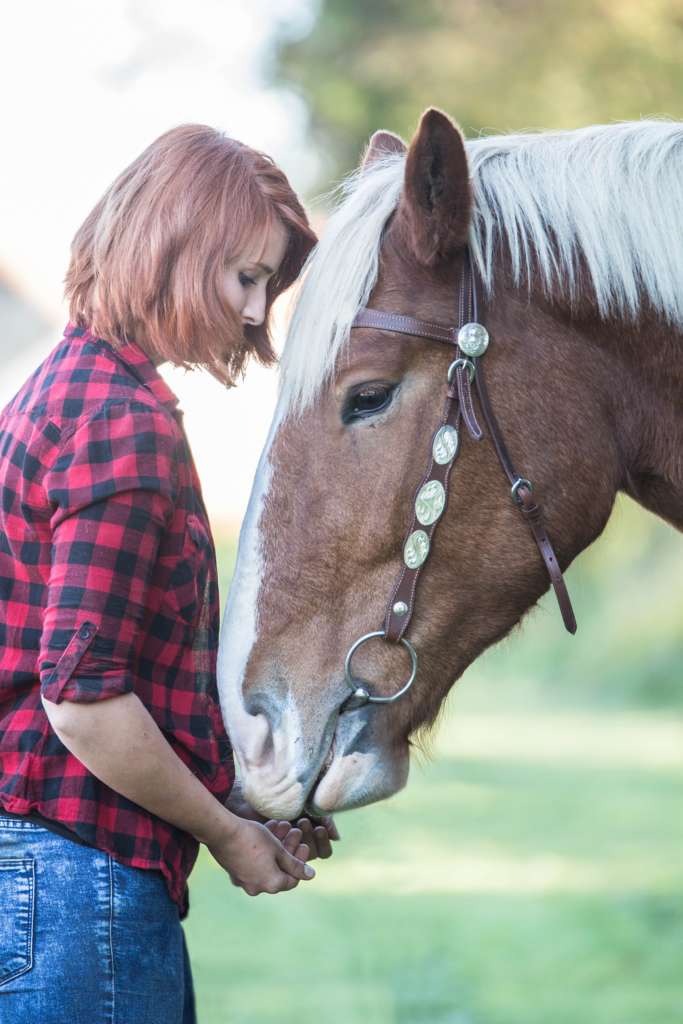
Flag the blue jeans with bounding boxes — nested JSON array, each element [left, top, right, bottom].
[[0, 816, 196, 1023]]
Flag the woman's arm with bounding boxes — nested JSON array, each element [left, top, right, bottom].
[[43, 691, 314, 895]]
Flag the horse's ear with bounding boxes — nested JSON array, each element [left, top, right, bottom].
[[398, 108, 472, 265], [361, 130, 407, 173]]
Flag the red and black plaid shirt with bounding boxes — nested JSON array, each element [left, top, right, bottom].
[[0, 325, 234, 911]]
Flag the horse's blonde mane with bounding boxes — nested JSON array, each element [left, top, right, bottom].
[[279, 119, 683, 415]]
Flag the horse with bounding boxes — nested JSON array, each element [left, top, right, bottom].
[[217, 108, 683, 821]]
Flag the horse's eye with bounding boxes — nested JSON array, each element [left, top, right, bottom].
[[346, 384, 393, 420]]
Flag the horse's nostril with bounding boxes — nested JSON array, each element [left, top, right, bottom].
[[238, 711, 274, 769], [243, 690, 284, 729]]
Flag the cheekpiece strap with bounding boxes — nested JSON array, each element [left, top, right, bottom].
[[380, 254, 484, 641], [350, 248, 577, 639]]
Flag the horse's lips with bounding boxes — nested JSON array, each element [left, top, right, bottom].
[[317, 733, 336, 778], [306, 748, 381, 815], [239, 762, 305, 821], [236, 717, 339, 820], [296, 728, 335, 807]]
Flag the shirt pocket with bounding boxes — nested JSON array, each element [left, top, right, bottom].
[[0, 858, 35, 986], [160, 515, 212, 625]]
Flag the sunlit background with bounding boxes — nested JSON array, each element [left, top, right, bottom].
[[3, 2, 683, 1022], [0, 0, 319, 528]]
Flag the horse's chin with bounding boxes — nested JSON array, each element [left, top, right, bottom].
[[305, 745, 410, 816]]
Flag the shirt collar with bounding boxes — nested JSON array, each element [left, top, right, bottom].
[[64, 323, 180, 414]]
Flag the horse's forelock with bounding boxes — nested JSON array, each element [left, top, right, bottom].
[[277, 154, 406, 418]]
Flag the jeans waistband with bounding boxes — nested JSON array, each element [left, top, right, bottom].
[[0, 815, 42, 831]]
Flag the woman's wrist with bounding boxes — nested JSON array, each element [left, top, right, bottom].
[[192, 802, 243, 849]]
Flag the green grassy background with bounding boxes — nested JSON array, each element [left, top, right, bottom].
[[190, 499, 683, 1023]]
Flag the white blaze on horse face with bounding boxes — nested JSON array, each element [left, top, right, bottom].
[[217, 424, 277, 788], [217, 414, 309, 818]]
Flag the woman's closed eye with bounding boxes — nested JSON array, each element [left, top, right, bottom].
[[239, 272, 257, 288]]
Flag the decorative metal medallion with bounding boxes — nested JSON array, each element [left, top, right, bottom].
[[457, 322, 489, 357], [432, 424, 458, 465], [404, 529, 430, 569], [415, 480, 446, 526], [393, 601, 409, 617]]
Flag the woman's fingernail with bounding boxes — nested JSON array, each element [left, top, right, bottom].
[[304, 865, 315, 878]]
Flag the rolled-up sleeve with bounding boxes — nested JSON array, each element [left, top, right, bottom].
[[40, 400, 179, 704]]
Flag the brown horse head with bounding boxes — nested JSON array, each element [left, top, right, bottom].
[[218, 110, 683, 820]]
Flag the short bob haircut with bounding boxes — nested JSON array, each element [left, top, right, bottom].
[[65, 125, 317, 385]]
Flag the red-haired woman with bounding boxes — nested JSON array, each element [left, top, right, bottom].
[[0, 126, 334, 1023]]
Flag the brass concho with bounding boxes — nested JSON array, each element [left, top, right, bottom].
[[432, 425, 458, 465], [415, 480, 446, 526], [457, 322, 489, 357], [404, 529, 430, 569]]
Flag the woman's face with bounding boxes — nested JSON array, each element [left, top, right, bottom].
[[222, 222, 289, 327]]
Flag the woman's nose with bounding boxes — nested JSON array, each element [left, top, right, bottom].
[[241, 286, 267, 327]]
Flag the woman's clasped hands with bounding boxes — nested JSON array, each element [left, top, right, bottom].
[[218, 782, 340, 896]]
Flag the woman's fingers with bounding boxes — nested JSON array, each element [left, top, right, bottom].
[[265, 821, 309, 860], [312, 825, 333, 859], [279, 826, 309, 865], [296, 817, 317, 856], [266, 823, 313, 882], [265, 820, 295, 843], [295, 842, 309, 863], [282, 827, 303, 855], [295, 815, 338, 858], [275, 844, 315, 882]]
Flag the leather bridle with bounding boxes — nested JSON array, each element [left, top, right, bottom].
[[342, 247, 576, 711]]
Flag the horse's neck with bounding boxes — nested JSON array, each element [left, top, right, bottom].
[[604, 314, 683, 531], [490, 274, 683, 542]]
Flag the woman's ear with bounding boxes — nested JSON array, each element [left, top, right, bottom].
[[397, 108, 472, 266], [361, 130, 407, 173]]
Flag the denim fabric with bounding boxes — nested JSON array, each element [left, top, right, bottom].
[[0, 816, 196, 1024]]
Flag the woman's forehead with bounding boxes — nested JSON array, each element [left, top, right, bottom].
[[237, 220, 289, 270]]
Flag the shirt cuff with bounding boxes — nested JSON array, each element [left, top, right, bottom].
[[40, 622, 135, 704]]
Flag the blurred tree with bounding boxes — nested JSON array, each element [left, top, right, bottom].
[[277, 0, 683, 182]]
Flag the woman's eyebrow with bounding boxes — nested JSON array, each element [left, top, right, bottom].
[[243, 262, 274, 275]]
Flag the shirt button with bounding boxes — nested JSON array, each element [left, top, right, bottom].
[[79, 629, 91, 640]]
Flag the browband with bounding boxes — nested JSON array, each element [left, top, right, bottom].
[[352, 308, 458, 345]]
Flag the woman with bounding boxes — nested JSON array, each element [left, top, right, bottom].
[[0, 125, 334, 1023]]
